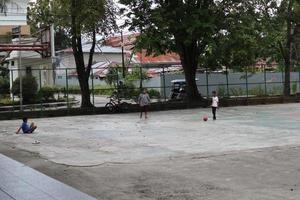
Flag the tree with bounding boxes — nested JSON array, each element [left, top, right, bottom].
[[249, 0, 300, 96], [201, 1, 266, 71], [120, 0, 224, 102], [278, 0, 300, 96], [27, 0, 71, 51], [28, 0, 117, 108], [12, 75, 38, 104], [0, 66, 10, 96]]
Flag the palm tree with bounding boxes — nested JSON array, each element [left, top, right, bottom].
[[0, 0, 11, 15]]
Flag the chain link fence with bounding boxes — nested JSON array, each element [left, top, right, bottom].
[[1, 65, 300, 113]]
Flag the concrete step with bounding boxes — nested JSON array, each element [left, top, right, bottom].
[[0, 154, 96, 200]]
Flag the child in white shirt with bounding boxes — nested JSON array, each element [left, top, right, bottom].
[[211, 91, 219, 120]]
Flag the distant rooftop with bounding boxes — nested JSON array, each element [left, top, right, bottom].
[[61, 43, 126, 54]]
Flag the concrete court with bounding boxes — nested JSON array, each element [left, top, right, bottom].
[[0, 103, 300, 199], [0, 154, 96, 200]]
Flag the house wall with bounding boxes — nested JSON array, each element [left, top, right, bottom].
[[58, 52, 124, 69], [0, 25, 30, 37], [9, 56, 53, 92]]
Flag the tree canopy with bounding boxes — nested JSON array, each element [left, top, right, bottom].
[[120, 0, 300, 98], [28, 0, 118, 107], [120, 0, 224, 101]]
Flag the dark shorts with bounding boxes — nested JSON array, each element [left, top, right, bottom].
[[141, 105, 149, 112], [24, 128, 34, 134]]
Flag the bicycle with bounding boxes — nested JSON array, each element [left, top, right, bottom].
[[105, 95, 131, 113]]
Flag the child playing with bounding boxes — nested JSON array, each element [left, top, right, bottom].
[[211, 91, 219, 120], [16, 117, 37, 134], [138, 89, 151, 119]]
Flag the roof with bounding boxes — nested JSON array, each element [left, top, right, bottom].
[[61, 43, 125, 54], [134, 51, 181, 65], [104, 34, 182, 66], [67, 61, 120, 78], [104, 33, 139, 50]]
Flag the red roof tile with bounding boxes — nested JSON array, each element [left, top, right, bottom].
[[135, 50, 181, 64]]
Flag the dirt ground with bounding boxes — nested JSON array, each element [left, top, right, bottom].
[[1, 142, 300, 200], [1, 104, 300, 199]]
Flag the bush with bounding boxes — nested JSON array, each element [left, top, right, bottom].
[[217, 85, 226, 97], [93, 86, 115, 96], [230, 88, 245, 97], [0, 77, 10, 95], [148, 89, 161, 98], [121, 81, 138, 99], [38, 86, 59, 101], [249, 86, 265, 97], [292, 83, 298, 94], [66, 86, 81, 94], [269, 86, 283, 95], [0, 97, 19, 106], [12, 75, 38, 104]]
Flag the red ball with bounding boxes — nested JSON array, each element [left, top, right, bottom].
[[203, 116, 208, 121]]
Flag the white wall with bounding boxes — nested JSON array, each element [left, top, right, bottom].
[[58, 52, 124, 69], [9, 57, 53, 91], [0, 0, 30, 25]]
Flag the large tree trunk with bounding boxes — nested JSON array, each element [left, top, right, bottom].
[[71, 0, 94, 108], [71, 39, 94, 108], [284, 52, 291, 96], [180, 45, 202, 102], [78, 73, 93, 108], [73, 48, 94, 108], [283, 0, 293, 97]]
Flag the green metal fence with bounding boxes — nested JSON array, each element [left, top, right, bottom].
[[0, 65, 300, 113]]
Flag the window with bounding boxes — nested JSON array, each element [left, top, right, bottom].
[[11, 61, 14, 66]]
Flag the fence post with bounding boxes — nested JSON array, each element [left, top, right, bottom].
[[162, 66, 166, 102], [10, 69, 14, 112], [264, 65, 267, 96], [39, 69, 42, 111], [246, 66, 249, 98], [298, 67, 300, 93], [140, 64, 143, 89], [226, 66, 229, 97], [116, 67, 119, 99], [91, 68, 95, 106], [282, 69, 284, 96], [206, 67, 209, 98], [65, 69, 69, 109]]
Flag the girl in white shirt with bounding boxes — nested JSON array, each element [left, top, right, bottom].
[[211, 91, 219, 120]]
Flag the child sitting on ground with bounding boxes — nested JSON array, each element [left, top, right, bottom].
[[16, 117, 37, 134]]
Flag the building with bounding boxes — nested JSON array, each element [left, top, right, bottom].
[[104, 34, 182, 77], [0, 0, 54, 89], [55, 43, 128, 86], [0, 0, 31, 42], [58, 43, 127, 69], [5, 37, 53, 89]]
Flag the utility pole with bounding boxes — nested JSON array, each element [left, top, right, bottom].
[[50, 24, 56, 85], [18, 26, 23, 111], [121, 31, 125, 78], [12, 26, 23, 111]]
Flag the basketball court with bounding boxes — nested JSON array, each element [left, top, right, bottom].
[[0, 103, 300, 199]]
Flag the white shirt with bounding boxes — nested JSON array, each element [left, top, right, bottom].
[[138, 93, 151, 106], [212, 96, 219, 107]]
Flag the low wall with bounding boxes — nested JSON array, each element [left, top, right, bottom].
[[0, 96, 299, 121]]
